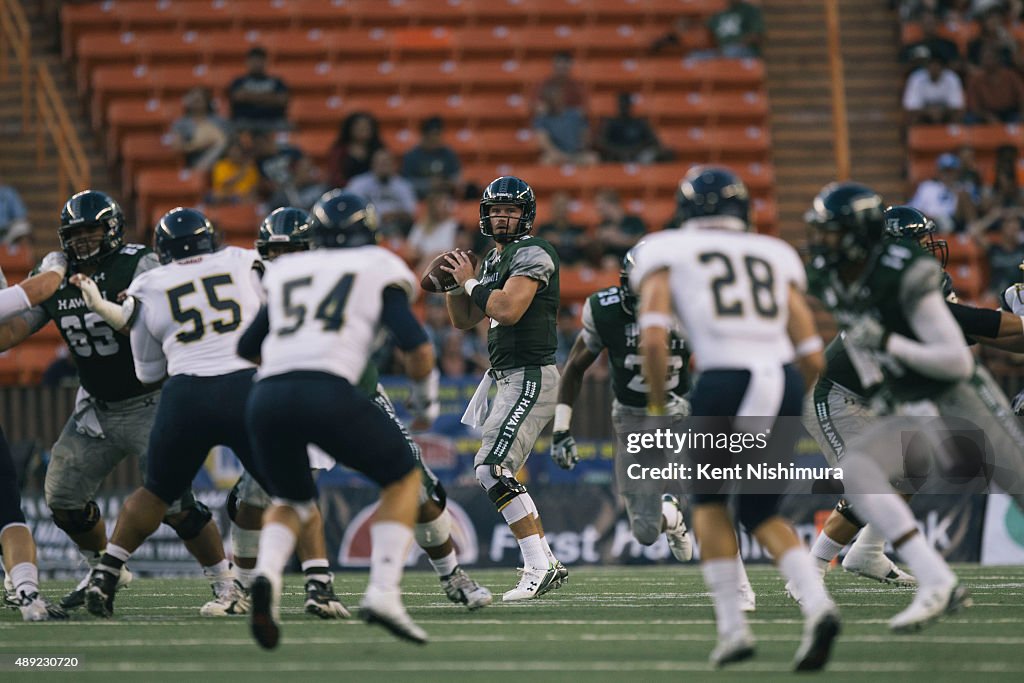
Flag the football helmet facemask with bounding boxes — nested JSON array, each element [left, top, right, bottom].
[[256, 207, 313, 260], [58, 190, 126, 267]]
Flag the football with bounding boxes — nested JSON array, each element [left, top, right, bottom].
[[420, 249, 478, 293]]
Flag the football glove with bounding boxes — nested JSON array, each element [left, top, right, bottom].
[[408, 368, 440, 429], [844, 316, 889, 352], [550, 431, 579, 470]]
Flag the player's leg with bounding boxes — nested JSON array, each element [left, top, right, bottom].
[[43, 417, 132, 609], [296, 504, 351, 619], [0, 428, 66, 621], [371, 386, 491, 609], [226, 476, 264, 589], [475, 366, 563, 601]]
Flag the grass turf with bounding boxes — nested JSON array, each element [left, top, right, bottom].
[[1, 565, 1022, 682]]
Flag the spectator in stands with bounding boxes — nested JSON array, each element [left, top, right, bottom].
[[533, 87, 599, 166], [440, 332, 470, 378], [346, 148, 418, 237], [595, 189, 647, 266], [168, 87, 229, 172], [406, 191, 459, 271], [401, 116, 463, 200], [902, 53, 965, 124], [975, 210, 1024, 296], [956, 144, 984, 205], [536, 191, 587, 265], [532, 52, 587, 111], [0, 180, 31, 248], [967, 6, 1017, 69], [979, 144, 1024, 211], [266, 154, 329, 211], [556, 305, 581, 369], [594, 93, 672, 164], [690, 0, 765, 60], [967, 45, 1024, 123], [900, 10, 961, 74], [250, 131, 303, 200], [227, 46, 290, 133], [326, 111, 384, 189], [422, 294, 452, 361], [909, 152, 977, 232], [210, 137, 260, 204]]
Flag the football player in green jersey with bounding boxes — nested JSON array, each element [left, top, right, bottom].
[[228, 207, 491, 615], [799, 204, 1024, 598], [553, 250, 697, 558], [442, 176, 567, 601], [805, 183, 987, 632], [0, 191, 238, 616]]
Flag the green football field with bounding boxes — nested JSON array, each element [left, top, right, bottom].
[[1, 565, 1022, 682]]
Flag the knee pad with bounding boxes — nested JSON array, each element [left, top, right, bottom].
[[269, 498, 316, 524], [226, 479, 243, 523], [414, 509, 452, 549], [835, 498, 866, 529], [477, 465, 526, 511], [737, 494, 781, 532], [166, 500, 213, 541], [51, 501, 101, 536], [630, 519, 662, 546], [231, 522, 261, 558]]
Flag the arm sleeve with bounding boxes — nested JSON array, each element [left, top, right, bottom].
[[380, 286, 429, 351], [580, 298, 605, 355], [947, 301, 1002, 339], [16, 306, 50, 334], [129, 303, 167, 384], [886, 288, 973, 382], [508, 245, 555, 287], [0, 285, 32, 323], [237, 305, 270, 361]]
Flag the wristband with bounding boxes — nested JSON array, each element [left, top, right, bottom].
[[464, 278, 480, 296], [638, 312, 674, 331], [647, 403, 666, 416], [795, 335, 824, 359], [554, 403, 573, 433], [471, 283, 493, 312]]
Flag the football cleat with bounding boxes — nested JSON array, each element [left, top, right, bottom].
[[3, 574, 20, 609], [359, 585, 428, 645], [710, 629, 756, 668], [201, 578, 250, 617], [538, 561, 568, 596], [16, 591, 68, 622], [441, 567, 493, 610], [84, 569, 118, 618], [739, 578, 757, 613], [842, 548, 916, 586], [889, 582, 972, 633], [793, 604, 841, 671], [61, 563, 132, 610], [502, 565, 558, 602], [662, 494, 693, 562], [249, 574, 281, 650], [304, 576, 351, 619]]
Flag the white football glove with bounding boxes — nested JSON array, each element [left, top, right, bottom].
[[38, 251, 68, 280], [844, 315, 888, 352], [69, 274, 133, 330], [550, 431, 579, 470], [408, 368, 440, 429]]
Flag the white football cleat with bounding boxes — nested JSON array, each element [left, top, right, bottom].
[[501, 566, 557, 602], [2, 573, 19, 609], [441, 567, 493, 610], [739, 579, 757, 613], [793, 603, 841, 671], [201, 578, 250, 617], [889, 581, 971, 633], [662, 494, 693, 562], [17, 591, 68, 622], [842, 548, 916, 586], [709, 628, 756, 667], [359, 585, 428, 644]]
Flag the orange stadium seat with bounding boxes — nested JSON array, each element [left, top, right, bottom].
[[661, 126, 771, 162], [90, 64, 235, 126], [107, 98, 178, 157], [949, 263, 986, 301], [900, 19, 978, 55], [120, 133, 181, 198], [206, 203, 264, 238], [135, 168, 207, 232], [0, 350, 22, 386], [448, 127, 539, 164], [945, 233, 983, 266], [15, 344, 62, 385], [560, 266, 620, 303]]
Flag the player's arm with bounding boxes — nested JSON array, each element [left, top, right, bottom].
[[638, 268, 672, 415], [381, 285, 440, 428], [948, 302, 1024, 351], [69, 274, 136, 335], [237, 304, 270, 365], [787, 284, 825, 390], [442, 248, 547, 327], [551, 334, 600, 470], [129, 301, 167, 383], [446, 288, 487, 330], [0, 251, 67, 322]]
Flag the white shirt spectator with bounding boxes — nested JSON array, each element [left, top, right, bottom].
[[903, 67, 965, 112], [407, 218, 458, 261], [345, 171, 418, 218], [909, 179, 959, 233]]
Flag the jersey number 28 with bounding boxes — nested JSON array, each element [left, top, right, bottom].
[[699, 251, 778, 318]]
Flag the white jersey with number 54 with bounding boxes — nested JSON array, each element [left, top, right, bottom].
[[127, 246, 264, 381], [629, 229, 806, 371], [258, 245, 417, 383]]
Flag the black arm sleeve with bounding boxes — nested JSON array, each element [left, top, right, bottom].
[[237, 305, 270, 362], [947, 301, 1001, 339], [381, 286, 429, 351]]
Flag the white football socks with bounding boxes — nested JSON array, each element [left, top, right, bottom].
[[849, 524, 887, 555], [810, 531, 845, 566], [518, 534, 549, 571], [368, 522, 413, 592], [777, 547, 831, 615], [255, 522, 297, 580], [429, 550, 459, 578], [702, 556, 747, 638], [9, 562, 39, 598]]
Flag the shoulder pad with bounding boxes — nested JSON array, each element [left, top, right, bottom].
[[119, 244, 149, 255]]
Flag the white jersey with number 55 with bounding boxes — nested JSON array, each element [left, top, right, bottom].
[[629, 229, 806, 371], [258, 245, 417, 383], [127, 246, 264, 382]]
